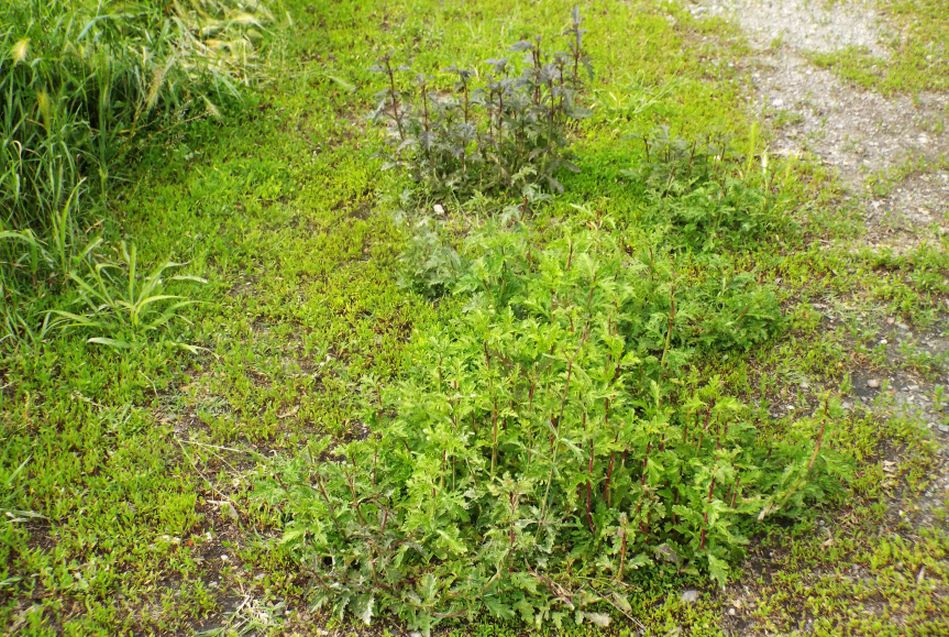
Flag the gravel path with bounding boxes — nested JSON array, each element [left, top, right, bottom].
[[691, 0, 948, 251]]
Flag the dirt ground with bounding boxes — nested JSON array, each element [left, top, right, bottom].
[[692, 0, 948, 251]]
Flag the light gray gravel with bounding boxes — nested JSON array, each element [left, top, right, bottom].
[[691, 0, 948, 252]]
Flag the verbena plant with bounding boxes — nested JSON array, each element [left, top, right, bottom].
[[256, 222, 842, 634], [373, 8, 592, 199], [1, 0, 272, 230]]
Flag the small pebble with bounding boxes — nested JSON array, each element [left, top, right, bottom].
[[681, 589, 701, 603], [867, 378, 881, 389]]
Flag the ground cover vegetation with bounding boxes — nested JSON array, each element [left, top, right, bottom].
[[251, 20, 847, 632], [0, 0, 945, 635], [809, 0, 948, 94]]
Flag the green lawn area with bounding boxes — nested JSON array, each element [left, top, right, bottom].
[[1, 0, 946, 635]]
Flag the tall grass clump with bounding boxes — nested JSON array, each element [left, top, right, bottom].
[[1, 0, 272, 229], [1, 0, 271, 345]]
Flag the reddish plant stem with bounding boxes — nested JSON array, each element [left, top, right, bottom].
[[640, 442, 651, 486], [616, 526, 627, 580], [696, 399, 715, 450], [602, 398, 615, 505], [659, 285, 676, 368], [604, 451, 616, 506], [490, 397, 499, 476], [420, 77, 430, 135], [699, 477, 716, 550], [585, 437, 595, 532], [807, 399, 829, 473], [383, 56, 404, 141]]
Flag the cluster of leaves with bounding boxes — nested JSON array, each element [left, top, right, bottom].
[[625, 129, 789, 252], [396, 216, 462, 298], [373, 9, 592, 199], [51, 241, 206, 351], [256, 222, 839, 634]]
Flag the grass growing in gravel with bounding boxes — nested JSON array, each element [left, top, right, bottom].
[[809, 0, 949, 94], [1, 0, 946, 635]]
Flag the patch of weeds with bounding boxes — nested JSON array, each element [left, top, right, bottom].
[[51, 242, 206, 351], [734, 510, 947, 635], [895, 339, 948, 381], [864, 153, 947, 198], [373, 9, 592, 199], [622, 128, 797, 252], [858, 243, 948, 327], [809, 0, 948, 94], [254, 221, 846, 634], [770, 108, 806, 129], [197, 592, 287, 636], [809, 46, 892, 91], [397, 217, 462, 298]]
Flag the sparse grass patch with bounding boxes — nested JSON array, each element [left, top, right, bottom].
[[809, 0, 948, 94]]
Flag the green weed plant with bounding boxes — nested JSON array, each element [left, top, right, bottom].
[[258, 221, 841, 633]]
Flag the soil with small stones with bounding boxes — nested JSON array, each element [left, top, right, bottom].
[[692, 0, 948, 252]]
